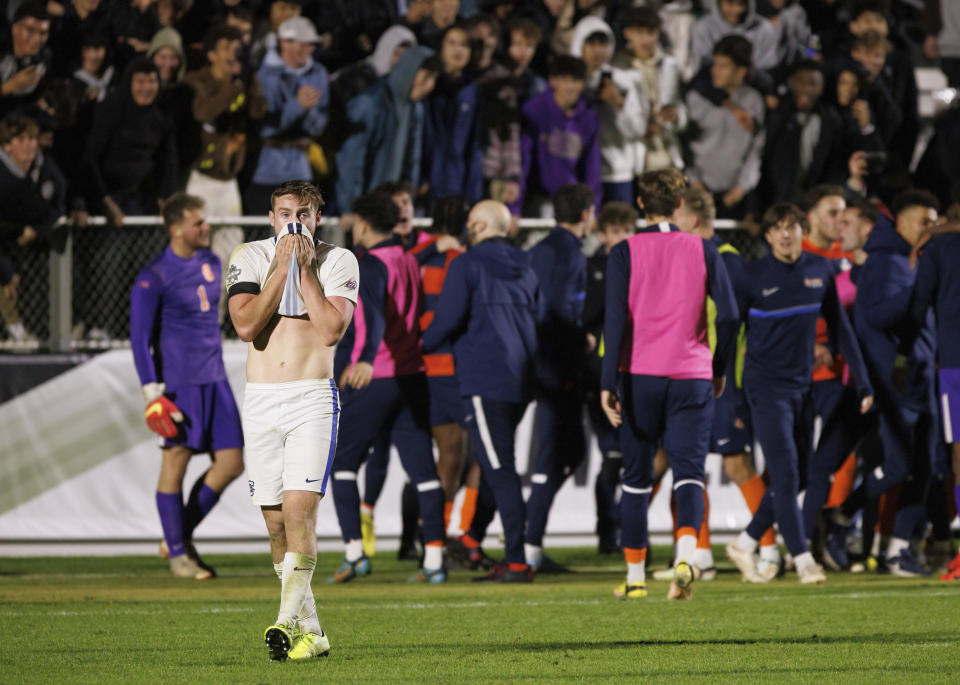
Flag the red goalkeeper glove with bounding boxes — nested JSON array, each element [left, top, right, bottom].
[[145, 396, 183, 438]]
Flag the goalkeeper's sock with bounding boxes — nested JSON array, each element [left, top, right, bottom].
[[156, 491, 186, 558], [182, 471, 220, 541], [277, 552, 316, 627]]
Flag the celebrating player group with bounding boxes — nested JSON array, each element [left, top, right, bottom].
[[130, 170, 960, 662]]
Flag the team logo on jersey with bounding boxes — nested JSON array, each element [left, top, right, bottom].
[[201, 263, 215, 283], [226, 263, 241, 288], [139, 280, 150, 288], [344, 280, 357, 291], [804, 277, 824, 288]]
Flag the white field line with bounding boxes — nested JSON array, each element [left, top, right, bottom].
[[0, 589, 958, 617]]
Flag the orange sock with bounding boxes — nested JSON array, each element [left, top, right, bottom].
[[826, 454, 857, 508], [443, 501, 453, 531], [508, 562, 528, 572], [461, 533, 481, 549], [624, 547, 647, 564], [697, 490, 711, 549], [739, 474, 776, 546], [458, 487, 478, 534]]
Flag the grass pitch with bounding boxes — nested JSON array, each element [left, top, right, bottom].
[[1, 546, 958, 683]]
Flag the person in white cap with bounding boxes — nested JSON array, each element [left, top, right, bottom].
[[245, 15, 330, 214]]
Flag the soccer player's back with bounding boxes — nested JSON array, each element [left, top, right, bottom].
[[910, 227, 960, 580]]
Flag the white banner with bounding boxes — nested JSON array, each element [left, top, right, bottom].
[[0, 342, 754, 543]]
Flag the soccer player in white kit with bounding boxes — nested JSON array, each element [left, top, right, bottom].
[[226, 180, 359, 661]]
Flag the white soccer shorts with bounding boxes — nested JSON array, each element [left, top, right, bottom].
[[242, 378, 340, 506]]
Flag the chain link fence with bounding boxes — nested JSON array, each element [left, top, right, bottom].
[[0, 218, 766, 352]]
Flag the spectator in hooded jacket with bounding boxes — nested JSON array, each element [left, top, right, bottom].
[[0, 1, 52, 119], [246, 16, 329, 214], [421, 23, 484, 205], [685, 35, 765, 221], [334, 46, 442, 214], [83, 56, 177, 225], [519, 54, 601, 217], [691, 0, 779, 78], [569, 15, 646, 205]]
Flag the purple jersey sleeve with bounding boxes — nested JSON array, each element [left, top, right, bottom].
[[130, 266, 162, 385]]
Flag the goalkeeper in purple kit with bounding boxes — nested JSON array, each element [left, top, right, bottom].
[[130, 192, 245, 579]]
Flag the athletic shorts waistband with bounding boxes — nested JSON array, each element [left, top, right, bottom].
[[245, 378, 336, 391]]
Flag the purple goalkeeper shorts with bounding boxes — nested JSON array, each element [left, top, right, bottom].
[[940, 367, 960, 444], [162, 379, 244, 453]]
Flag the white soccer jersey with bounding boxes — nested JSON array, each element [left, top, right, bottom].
[[225, 236, 359, 314]]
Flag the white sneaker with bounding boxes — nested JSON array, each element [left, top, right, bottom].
[[726, 542, 768, 583], [797, 562, 827, 585]]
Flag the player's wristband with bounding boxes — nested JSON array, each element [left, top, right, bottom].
[[142, 382, 166, 404]]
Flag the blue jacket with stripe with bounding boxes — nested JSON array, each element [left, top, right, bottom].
[[422, 237, 542, 403], [910, 232, 960, 370], [740, 251, 872, 399]]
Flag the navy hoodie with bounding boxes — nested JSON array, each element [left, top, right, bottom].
[[855, 215, 936, 413], [422, 237, 542, 403], [911, 233, 960, 370], [529, 226, 587, 391]]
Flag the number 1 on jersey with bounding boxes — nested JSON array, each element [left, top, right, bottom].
[[197, 285, 211, 312]]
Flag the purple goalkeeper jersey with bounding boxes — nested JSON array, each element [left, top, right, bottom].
[[130, 246, 227, 387]]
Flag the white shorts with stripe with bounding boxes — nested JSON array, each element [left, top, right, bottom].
[[242, 378, 340, 506]]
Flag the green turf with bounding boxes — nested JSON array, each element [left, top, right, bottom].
[[1, 547, 958, 683]]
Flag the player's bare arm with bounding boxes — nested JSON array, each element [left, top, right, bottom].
[[228, 237, 293, 342], [297, 234, 355, 346]]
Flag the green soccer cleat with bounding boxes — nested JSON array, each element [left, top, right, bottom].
[[288, 630, 331, 660], [264, 622, 298, 662], [613, 581, 647, 599], [328, 556, 372, 584]]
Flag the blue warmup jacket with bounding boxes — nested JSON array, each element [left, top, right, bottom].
[[422, 237, 541, 403], [855, 216, 936, 413], [528, 226, 586, 390], [740, 251, 872, 399], [910, 232, 960, 369]]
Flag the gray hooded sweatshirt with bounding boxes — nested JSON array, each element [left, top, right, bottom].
[[691, 0, 779, 72]]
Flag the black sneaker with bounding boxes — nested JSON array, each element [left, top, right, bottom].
[[472, 563, 533, 583]]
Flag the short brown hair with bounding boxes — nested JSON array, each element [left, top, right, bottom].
[[0, 114, 39, 145], [762, 202, 808, 233], [162, 192, 205, 229], [373, 180, 413, 197], [597, 201, 638, 232], [636, 169, 687, 219], [506, 17, 542, 45], [852, 30, 891, 55], [679, 187, 716, 227], [270, 180, 324, 212], [805, 184, 846, 211]]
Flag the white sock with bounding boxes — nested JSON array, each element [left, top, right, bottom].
[[298, 583, 322, 634], [794, 551, 816, 573], [274, 559, 320, 632], [675, 534, 697, 566], [870, 534, 883, 557], [627, 562, 646, 585], [524, 544, 542, 566], [423, 544, 443, 571], [345, 539, 364, 562], [737, 531, 759, 553], [277, 552, 316, 627], [887, 537, 909, 560], [692, 547, 714, 570], [7, 322, 25, 339], [759, 545, 781, 563]]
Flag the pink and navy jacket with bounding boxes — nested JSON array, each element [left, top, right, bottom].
[[350, 238, 426, 378], [601, 222, 738, 391]]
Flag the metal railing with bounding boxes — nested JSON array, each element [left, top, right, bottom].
[[1, 216, 763, 353]]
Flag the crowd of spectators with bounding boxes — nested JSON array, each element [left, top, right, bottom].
[[0, 0, 959, 342]]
